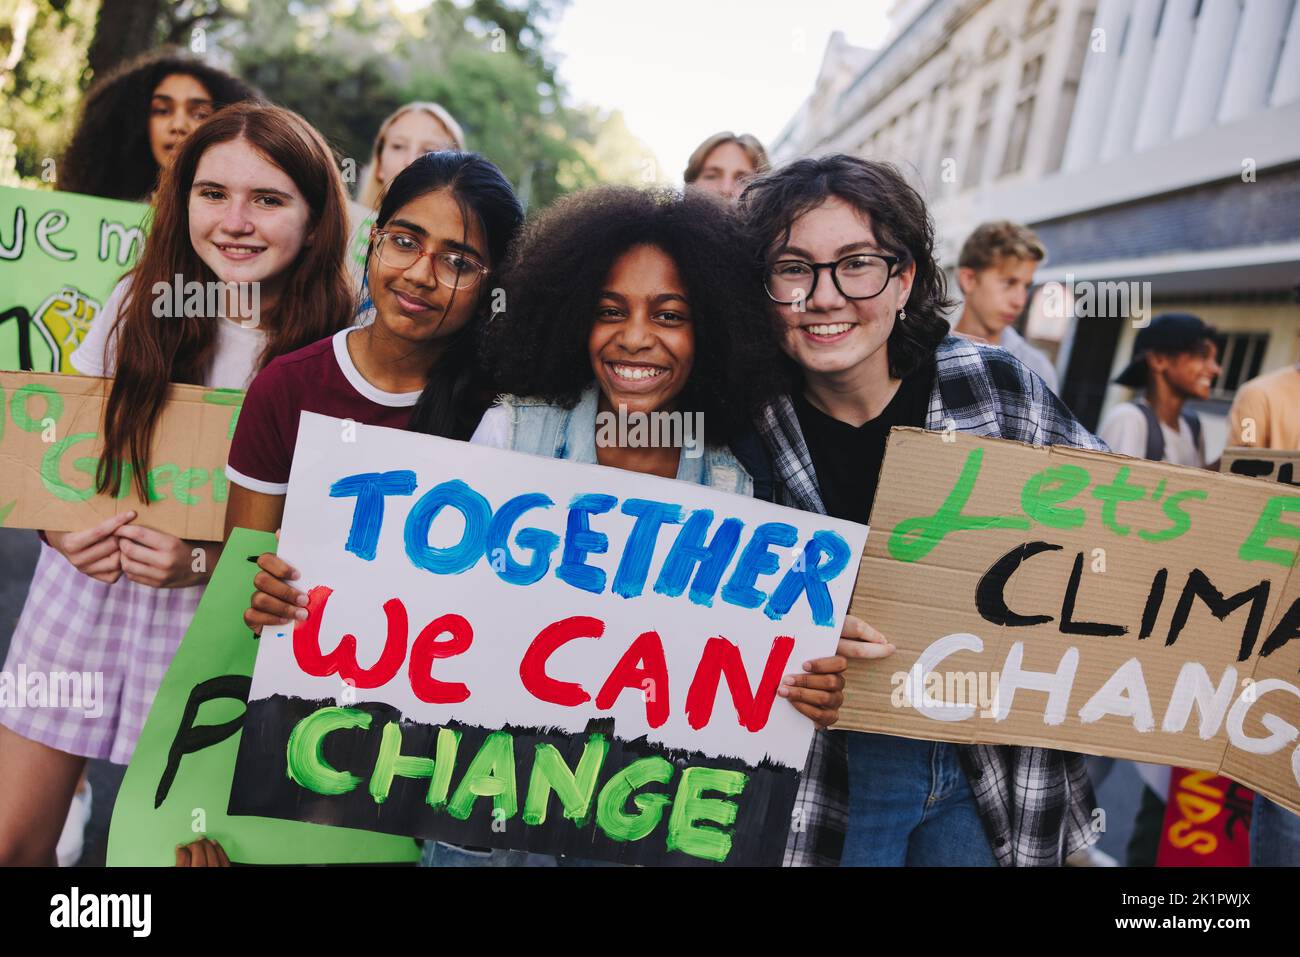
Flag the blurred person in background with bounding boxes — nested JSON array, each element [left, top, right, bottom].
[[60, 48, 258, 202], [953, 221, 1058, 392], [683, 131, 769, 204]]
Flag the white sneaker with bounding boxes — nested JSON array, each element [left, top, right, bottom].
[[56, 782, 92, 867]]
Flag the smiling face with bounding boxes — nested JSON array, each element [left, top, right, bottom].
[[377, 112, 458, 187], [958, 255, 1037, 340], [771, 196, 915, 384], [1152, 341, 1222, 401], [150, 73, 215, 169], [188, 137, 313, 306], [589, 244, 695, 418], [367, 188, 488, 347], [693, 142, 756, 203]]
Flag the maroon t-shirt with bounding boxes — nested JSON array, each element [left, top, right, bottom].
[[225, 329, 421, 495]]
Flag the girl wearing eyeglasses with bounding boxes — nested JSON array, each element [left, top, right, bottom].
[[224, 151, 524, 538], [739, 154, 1107, 867]]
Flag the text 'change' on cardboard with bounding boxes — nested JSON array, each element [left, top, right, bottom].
[[841, 427, 1300, 816]]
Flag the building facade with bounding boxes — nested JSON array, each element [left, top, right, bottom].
[[774, 0, 1300, 453]]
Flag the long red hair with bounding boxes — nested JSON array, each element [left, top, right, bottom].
[[97, 102, 353, 500]]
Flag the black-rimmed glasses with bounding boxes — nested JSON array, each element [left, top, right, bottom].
[[765, 253, 904, 304]]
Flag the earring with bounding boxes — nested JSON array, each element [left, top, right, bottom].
[[897, 308, 907, 322]]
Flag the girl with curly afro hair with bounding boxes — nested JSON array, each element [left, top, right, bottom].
[[481, 185, 790, 460], [60, 48, 258, 201], [417, 186, 851, 867]]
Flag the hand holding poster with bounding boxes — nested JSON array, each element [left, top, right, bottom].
[[230, 413, 867, 866], [840, 428, 1300, 815]]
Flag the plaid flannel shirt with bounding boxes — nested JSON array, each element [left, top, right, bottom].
[[772, 335, 1106, 867]]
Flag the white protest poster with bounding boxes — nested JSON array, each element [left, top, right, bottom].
[[230, 412, 867, 865]]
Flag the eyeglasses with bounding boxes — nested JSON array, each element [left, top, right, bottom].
[[765, 253, 904, 304], [370, 228, 489, 290]]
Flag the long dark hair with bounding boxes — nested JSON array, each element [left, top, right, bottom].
[[369, 151, 524, 440], [484, 186, 788, 445], [98, 103, 353, 500], [738, 153, 953, 379], [61, 49, 258, 201]]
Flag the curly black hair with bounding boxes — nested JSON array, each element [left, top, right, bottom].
[[738, 153, 954, 380], [60, 48, 259, 201], [485, 186, 790, 446]]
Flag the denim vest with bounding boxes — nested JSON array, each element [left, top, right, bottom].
[[494, 384, 754, 497]]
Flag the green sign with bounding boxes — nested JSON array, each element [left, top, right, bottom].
[[107, 527, 420, 865], [0, 185, 149, 373]]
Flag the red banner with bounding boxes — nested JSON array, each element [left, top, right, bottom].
[[1156, 768, 1253, 866]]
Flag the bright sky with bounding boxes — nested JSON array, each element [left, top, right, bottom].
[[547, 0, 891, 183]]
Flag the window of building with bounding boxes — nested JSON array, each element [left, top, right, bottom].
[[964, 82, 1000, 187], [1210, 331, 1270, 400], [1044, 8, 1094, 173], [1026, 0, 1057, 36], [1002, 54, 1043, 175]]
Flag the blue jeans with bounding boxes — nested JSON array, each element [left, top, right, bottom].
[[841, 732, 996, 867], [420, 841, 617, 867], [1251, 794, 1300, 866]]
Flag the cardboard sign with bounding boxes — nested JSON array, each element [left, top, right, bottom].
[[108, 527, 420, 865], [840, 428, 1300, 816], [0, 370, 240, 540], [1155, 769, 1253, 866], [229, 413, 866, 866], [1222, 447, 1300, 488], [0, 186, 148, 372]]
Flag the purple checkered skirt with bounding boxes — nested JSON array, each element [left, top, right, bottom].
[[1, 542, 201, 763]]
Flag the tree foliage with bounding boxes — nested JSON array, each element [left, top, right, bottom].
[[1, 0, 659, 200]]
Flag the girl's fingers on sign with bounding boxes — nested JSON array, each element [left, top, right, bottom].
[[257, 551, 301, 584], [837, 614, 895, 660], [247, 595, 297, 627], [783, 672, 845, 692], [253, 568, 307, 612], [798, 655, 848, 676]]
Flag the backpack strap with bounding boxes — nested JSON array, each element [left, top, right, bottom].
[[1130, 399, 1165, 462], [1182, 408, 1203, 455]]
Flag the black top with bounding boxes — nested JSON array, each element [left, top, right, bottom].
[[793, 359, 936, 525]]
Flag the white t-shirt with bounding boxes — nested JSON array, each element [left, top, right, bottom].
[[1097, 401, 1203, 468], [469, 405, 511, 450], [71, 278, 268, 389]]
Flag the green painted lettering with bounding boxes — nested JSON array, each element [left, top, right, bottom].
[[1090, 467, 1146, 535], [522, 733, 610, 827], [11, 383, 62, 433], [1140, 488, 1208, 543], [211, 467, 229, 504], [40, 433, 98, 502], [665, 766, 747, 863], [367, 722, 462, 807], [1020, 464, 1090, 529], [594, 755, 673, 843], [147, 463, 178, 503], [203, 388, 245, 439], [446, 730, 517, 821], [1239, 496, 1300, 568], [173, 467, 210, 505], [889, 448, 1030, 562], [285, 706, 370, 796]]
